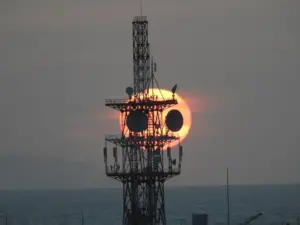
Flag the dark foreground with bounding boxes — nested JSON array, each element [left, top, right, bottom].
[[0, 185, 299, 225]]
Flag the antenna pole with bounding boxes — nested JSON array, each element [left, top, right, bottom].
[[140, 0, 143, 16], [227, 168, 231, 225], [151, 56, 154, 94]]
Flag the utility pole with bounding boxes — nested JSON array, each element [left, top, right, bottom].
[[81, 211, 84, 225], [227, 168, 231, 225]]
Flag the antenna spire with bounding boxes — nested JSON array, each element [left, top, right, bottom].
[[140, 0, 143, 16]]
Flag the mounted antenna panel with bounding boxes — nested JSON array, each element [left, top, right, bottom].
[[167, 147, 171, 157], [113, 147, 118, 161], [103, 147, 107, 158]]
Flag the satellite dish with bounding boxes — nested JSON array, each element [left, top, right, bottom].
[[172, 159, 176, 165], [126, 110, 148, 132], [165, 109, 183, 132], [125, 87, 134, 97]]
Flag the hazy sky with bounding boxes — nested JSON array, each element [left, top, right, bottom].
[[1, 0, 300, 189]]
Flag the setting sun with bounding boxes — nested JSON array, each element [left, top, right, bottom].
[[119, 88, 192, 148]]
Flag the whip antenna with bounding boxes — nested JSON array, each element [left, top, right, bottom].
[[140, 0, 143, 16]]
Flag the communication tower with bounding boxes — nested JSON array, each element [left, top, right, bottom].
[[104, 16, 184, 225]]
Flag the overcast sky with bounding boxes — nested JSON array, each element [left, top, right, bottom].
[[1, 0, 300, 189]]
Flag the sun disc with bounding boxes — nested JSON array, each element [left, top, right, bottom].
[[119, 88, 192, 148]]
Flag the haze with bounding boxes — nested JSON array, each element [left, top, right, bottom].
[[1, 0, 299, 189]]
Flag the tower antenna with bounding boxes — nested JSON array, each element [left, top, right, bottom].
[[104, 16, 184, 225]]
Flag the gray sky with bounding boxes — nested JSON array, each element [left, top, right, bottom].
[[1, 0, 300, 189]]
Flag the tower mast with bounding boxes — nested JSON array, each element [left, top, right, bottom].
[[132, 16, 150, 94], [104, 16, 183, 225]]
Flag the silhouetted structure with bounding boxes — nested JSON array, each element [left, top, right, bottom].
[[104, 16, 183, 225]]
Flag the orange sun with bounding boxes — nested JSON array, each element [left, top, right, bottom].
[[119, 88, 192, 148]]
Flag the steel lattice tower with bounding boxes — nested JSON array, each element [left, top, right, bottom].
[[104, 16, 183, 225]]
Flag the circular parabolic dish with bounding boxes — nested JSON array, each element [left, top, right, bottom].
[[165, 109, 184, 132], [126, 110, 148, 132], [126, 87, 133, 96]]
